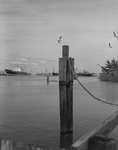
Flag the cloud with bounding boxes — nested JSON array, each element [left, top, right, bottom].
[[20, 57, 28, 61], [39, 60, 47, 64], [11, 61, 22, 64], [32, 62, 38, 66], [0, 10, 26, 18]]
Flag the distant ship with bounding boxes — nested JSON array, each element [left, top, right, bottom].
[[52, 67, 59, 76], [76, 69, 93, 77], [5, 66, 30, 76], [52, 72, 59, 76], [77, 73, 93, 77]]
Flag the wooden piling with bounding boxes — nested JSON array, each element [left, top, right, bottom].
[[88, 135, 117, 150], [60, 133, 73, 149], [59, 45, 74, 134]]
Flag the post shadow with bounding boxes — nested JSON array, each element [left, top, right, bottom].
[[47, 73, 49, 85]]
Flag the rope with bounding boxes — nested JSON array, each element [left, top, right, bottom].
[[59, 81, 73, 86], [68, 58, 118, 107]]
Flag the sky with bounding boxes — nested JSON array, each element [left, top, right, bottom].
[[0, 0, 118, 73]]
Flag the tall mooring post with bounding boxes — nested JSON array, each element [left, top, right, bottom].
[[59, 45, 74, 134]]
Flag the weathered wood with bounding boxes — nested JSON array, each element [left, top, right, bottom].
[[0, 138, 52, 150], [60, 133, 73, 149], [62, 45, 69, 57], [88, 135, 117, 150], [71, 111, 118, 150], [59, 45, 74, 133], [1, 139, 13, 150], [59, 58, 67, 133], [66, 57, 74, 133]]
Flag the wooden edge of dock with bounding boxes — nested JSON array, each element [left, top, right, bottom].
[[0, 138, 52, 150], [71, 110, 118, 150]]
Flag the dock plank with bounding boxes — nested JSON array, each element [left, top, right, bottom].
[[71, 111, 118, 150]]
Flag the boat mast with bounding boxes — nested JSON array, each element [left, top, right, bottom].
[[52, 67, 55, 73], [44, 65, 48, 75]]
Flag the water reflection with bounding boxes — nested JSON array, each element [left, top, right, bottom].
[[99, 82, 118, 104], [47, 74, 49, 85], [60, 133, 73, 150], [1, 76, 118, 149]]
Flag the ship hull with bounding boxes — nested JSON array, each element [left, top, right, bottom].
[[77, 73, 93, 77], [52, 72, 59, 76]]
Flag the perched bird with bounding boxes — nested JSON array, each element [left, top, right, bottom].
[[113, 31, 118, 38], [57, 36, 62, 43], [109, 43, 112, 48]]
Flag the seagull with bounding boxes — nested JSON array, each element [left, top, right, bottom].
[[113, 31, 118, 38], [57, 36, 62, 44], [96, 64, 101, 67], [109, 43, 112, 48]]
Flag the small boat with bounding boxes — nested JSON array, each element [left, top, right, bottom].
[[52, 72, 59, 76], [52, 67, 59, 76], [77, 73, 93, 77]]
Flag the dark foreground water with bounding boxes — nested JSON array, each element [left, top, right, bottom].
[[0, 75, 118, 149]]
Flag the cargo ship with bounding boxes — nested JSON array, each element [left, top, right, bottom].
[[76, 69, 93, 77], [5, 66, 30, 75], [77, 72, 93, 77]]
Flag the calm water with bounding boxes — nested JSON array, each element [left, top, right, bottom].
[[0, 75, 118, 149]]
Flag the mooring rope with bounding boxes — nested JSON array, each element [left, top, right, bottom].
[[59, 81, 73, 86], [68, 58, 118, 107]]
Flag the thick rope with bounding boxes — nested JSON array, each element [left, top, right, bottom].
[[68, 58, 118, 107], [59, 81, 73, 86]]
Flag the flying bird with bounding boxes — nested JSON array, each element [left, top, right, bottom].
[[96, 64, 101, 67], [109, 43, 112, 48], [113, 31, 118, 38], [57, 36, 62, 44]]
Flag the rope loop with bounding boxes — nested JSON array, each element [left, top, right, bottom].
[[59, 81, 73, 86], [68, 58, 118, 107]]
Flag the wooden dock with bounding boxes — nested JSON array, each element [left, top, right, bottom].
[[71, 110, 118, 150], [0, 138, 53, 150]]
